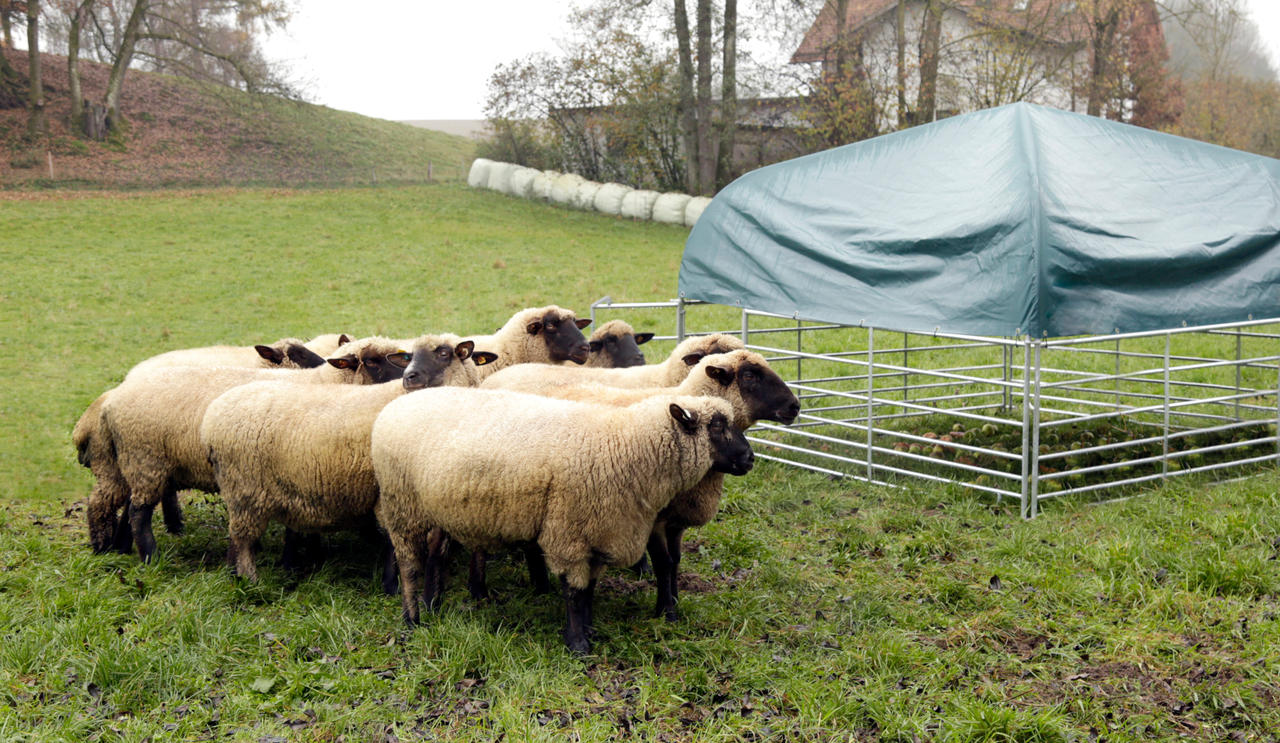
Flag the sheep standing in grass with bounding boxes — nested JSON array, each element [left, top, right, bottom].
[[481, 333, 744, 392], [584, 320, 653, 368], [202, 335, 497, 581], [99, 336, 413, 563], [372, 389, 755, 653], [467, 350, 800, 616], [78, 334, 348, 554], [454, 305, 593, 384]]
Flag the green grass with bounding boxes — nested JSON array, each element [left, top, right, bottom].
[[2, 185, 1279, 740]]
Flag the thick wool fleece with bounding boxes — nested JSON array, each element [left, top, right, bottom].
[[201, 334, 485, 579], [481, 333, 745, 393], [372, 388, 734, 589]]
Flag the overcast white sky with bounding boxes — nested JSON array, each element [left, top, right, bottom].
[[263, 0, 1280, 122]]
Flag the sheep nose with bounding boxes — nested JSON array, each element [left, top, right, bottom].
[[403, 370, 427, 390], [568, 342, 591, 364], [780, 401, 800, 424]]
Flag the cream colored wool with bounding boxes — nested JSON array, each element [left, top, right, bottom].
[[98, 336, 410, 559], [481, 333, 744, 392], [461, 305, 589, 381], [125, 337, 315, 380], [302, 333, 353, 357], [372, 389, 735, 590], [202, 334, 484, 580]]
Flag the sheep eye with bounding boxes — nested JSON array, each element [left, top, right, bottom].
[[742, 370, 755, 381], [437, 347, 451, 357]]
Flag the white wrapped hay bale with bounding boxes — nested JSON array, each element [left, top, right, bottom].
[[467, 159, 493, 189], [592, 183, 631, 216], [549, 173, 585, 206], [509, 167, 539, 199], [573, 181, 602, 210], [652, 192, 692, 225], [537, 170, 560, 200], [684, 196, 713, 227], [620, 189, 660, 220], [486, 161, 516, 193]]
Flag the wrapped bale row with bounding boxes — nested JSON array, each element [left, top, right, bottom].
[[466, 159, 712, 227]]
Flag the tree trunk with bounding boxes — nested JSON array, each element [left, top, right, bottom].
[[68, 0, 94, 133], [833, 0, 849, 74], [104, 0, 149, 131], [2, 6, 12, 49], [1087, 7, 1121, 118], [26, 0, 45, 138], [673, 0, 698, 195], [895, 0, 908, 127], [915, 0, 943, 123], [694, 0, 715, 196], [717, 0, 737, 189]]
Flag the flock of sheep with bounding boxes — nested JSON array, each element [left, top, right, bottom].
[[72, 305, 801, 653]]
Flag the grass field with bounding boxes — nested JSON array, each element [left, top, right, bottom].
[[2, 184, 1279, 741]]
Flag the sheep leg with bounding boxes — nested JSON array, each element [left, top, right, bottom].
[[561, 579, 594, 655], [523, 544, 551, 594], [226, 513, 262, 581], [87, 462, 130, 554], [629, 554, 652, 577], [647, 530, 677, 622], [129, 502, 159, 563], [467, 549, 489, 600], [380, 533, 400, 595], [160, 487, 184, 535], [111, 503, 135, 554], [666, 524, 687, 616], [422, 527, 448, 613], [390, 530, 428, 625]]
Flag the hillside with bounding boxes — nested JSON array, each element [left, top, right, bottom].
[[1, 47, 476, 187]]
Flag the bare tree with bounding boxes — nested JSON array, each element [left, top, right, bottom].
[[25, 0, 45, 136], [915, 0, 943, 122]]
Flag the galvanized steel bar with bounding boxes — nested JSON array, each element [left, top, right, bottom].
[[866, 327, 875, 482]]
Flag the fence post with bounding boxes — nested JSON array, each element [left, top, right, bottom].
[[866, 327, 875, 483], [428, 160, 434, 181], [1162, 333, 1171, 479]]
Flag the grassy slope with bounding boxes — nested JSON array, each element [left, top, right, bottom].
[[1, 185, 1278, 741], [0, 48, 476, 187]]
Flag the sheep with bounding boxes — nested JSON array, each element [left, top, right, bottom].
[[480, 333, 745, 393], [202, 335, 497, 581], [584, 320, 654, 368], [77, 333, 349, 553], [98, 336, 414, 563], [468, 350, 800, 614], [123, 337, 334, 380], [371, 389, 755, 653], [456, 305, 593, 384]]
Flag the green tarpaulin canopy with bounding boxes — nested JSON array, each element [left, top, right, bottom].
[[679, 102, 1280, 337]]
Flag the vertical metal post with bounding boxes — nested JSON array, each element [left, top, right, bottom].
[[676, 297, 687, 343], [796, 318, 803, 383], [1236, 328, 1243, 422], [1002, 341, 1010, 410], [1114, 337, 1122, 413], [866, 327, 875, 483], [740, 308, 749, 345], [1162, 333, 1171, 479], [1274, 337, 1279, 464], [1030, 341, 1042, 519], [903, 331, 910, 404], [1020, 339, 1032, 518]]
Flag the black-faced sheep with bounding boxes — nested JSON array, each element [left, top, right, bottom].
[[201, 335, 496, 581], [479, 333, 745, 392], [99, 336, 413, 563], [371, 389, 754, 653], [584, 320, 653, 368], [78, 334, 347, 554], [456, 305, 593, 383], [468, 350, 800, 618]]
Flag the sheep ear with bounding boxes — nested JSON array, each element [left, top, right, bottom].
[[704, 365, 734, 387], [526, 321, 543, 336], [286, 345, 327, 369], [682, 353, 705, 367], [255, 345, 285, 365], [669, 403, 699, 434], [472, 351, 499, 366], [574, 318, 592, 330], [328, 355, 358, 370], [454, 340, 475, 360], [387, 351, 413, 369], [589, 340, 604, 352], [634, 333, 655, 345], [337, 334, 352, 345]]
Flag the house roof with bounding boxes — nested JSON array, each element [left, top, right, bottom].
[[790, 0, 1087, 64], [679, 102, 1280, 338]]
